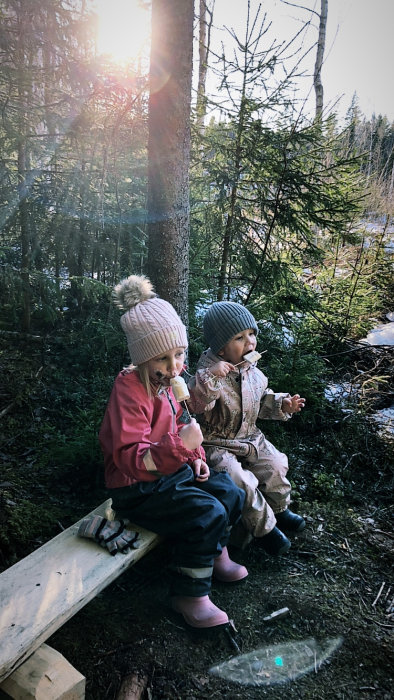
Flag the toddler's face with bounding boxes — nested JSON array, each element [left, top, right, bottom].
[[218, 328, 257, 365], [147, 347, 185, 386]]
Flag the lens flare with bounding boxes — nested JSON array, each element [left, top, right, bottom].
[[210, 637, 343, 686]]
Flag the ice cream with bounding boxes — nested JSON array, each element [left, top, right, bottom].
[[243, 350, 261, 363], [170, 376, 190, 402]]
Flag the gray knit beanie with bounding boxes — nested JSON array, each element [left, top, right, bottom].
[[203, 301, 258, 355], [113, 275, 188, 365]]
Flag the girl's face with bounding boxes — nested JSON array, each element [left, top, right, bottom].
[[147, 347, 186, 386], [218, 328, 257, 365]]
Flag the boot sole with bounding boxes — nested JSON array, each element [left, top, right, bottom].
[[260, 540, 291, 556], [213, 571, 248, 584], [279, 525, 306, 535]]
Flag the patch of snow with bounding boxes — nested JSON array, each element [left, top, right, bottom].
[[282, 327, 294, 346], [275, 313, 304, 347], [334, 267, 347, 278], [324, 383, 356, 402], [358, 218, 394, 234], [359, 319, 394, 346], [370, 405, 394, 437]]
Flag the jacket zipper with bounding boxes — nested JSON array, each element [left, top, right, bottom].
[[166, 390, 177, 433]]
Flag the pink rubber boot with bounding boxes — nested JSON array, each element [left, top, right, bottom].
[[171, 595, 229, 628], [213, 546, 248, 583]]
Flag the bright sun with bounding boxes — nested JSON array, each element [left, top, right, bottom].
[[95, 0, 151, 64]]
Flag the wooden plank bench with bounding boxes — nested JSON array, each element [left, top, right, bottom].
[[0, 499, 161, 699]]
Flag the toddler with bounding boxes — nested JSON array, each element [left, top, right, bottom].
[[187, 301, 306, 555]]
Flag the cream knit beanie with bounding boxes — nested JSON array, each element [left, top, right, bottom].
[[113, 275, 188, 365]]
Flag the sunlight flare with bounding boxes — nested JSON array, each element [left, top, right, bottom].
[[95, 0, 151, 64]]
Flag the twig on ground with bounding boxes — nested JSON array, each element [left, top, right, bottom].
[[323, 571, 336, 583], [93, 643, 136, 663], [372, 581, 385, 607], [363, 615, 394, 629], [0, 403, 15, 419], [374, 529, 394, 540], [224, 626, 242, 654]]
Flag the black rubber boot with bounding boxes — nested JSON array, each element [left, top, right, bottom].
[[259, 526, 291, 555], [275, 509, 306, 533]]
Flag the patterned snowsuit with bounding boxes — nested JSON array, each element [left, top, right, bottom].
[[187, 349, 292, 537]]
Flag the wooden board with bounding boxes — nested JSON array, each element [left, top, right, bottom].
[[0, 500, 160, 683], [0, 643, 85, 699]]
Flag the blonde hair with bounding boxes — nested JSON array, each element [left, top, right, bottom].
[[122, 362, 153, 398], [136, 362, 154, 398], [124, 360, 165, 399]]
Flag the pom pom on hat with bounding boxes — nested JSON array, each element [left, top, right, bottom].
[[113, 275, 188, 365], [113, 274, 155, 310]]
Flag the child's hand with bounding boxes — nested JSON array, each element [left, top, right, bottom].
[[193, 458, 210, 481], [209, 361, 235, 377], [282, 394, 306, 414], [179, 417, 203, 450]]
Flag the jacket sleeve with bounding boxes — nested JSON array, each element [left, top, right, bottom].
[[100, 379, 199, 481], [186, 368, 223, 414], [258, 389, 292, 421], [175, 402, 206, 463]]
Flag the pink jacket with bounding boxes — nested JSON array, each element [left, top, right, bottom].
[[99, 369, 204, 488]]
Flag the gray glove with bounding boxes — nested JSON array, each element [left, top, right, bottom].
[[78, 515, 140, 555]]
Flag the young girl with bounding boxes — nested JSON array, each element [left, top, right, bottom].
[[187, 300, 306, 556], [99, 276, 247, 629]]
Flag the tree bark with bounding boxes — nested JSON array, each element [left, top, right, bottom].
[[16, 4, 31, 332], [116, 673, 148, 700], [147, 0, 194, 324], [217, 2, 250, 301], [314, 0, 328, 121], [196, 0, 214, 131]]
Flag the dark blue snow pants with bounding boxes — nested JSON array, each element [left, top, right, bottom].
[[108, 465, 245, 597]]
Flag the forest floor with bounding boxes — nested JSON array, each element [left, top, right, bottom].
[[47, 496, 393, 700], [1, 335, 393, 699]]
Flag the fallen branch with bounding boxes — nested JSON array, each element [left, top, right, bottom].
[[0, 330, 41, 342], [116, 672, 148, 700]]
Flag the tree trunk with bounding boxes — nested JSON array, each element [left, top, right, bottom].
[[196, 0, 214, 131], [147, 0, 194, 324], [217, 1, 250, 301], [314, 0, 328, 121], [18, 146, 31, 333], [16, 5, 31, 332]]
